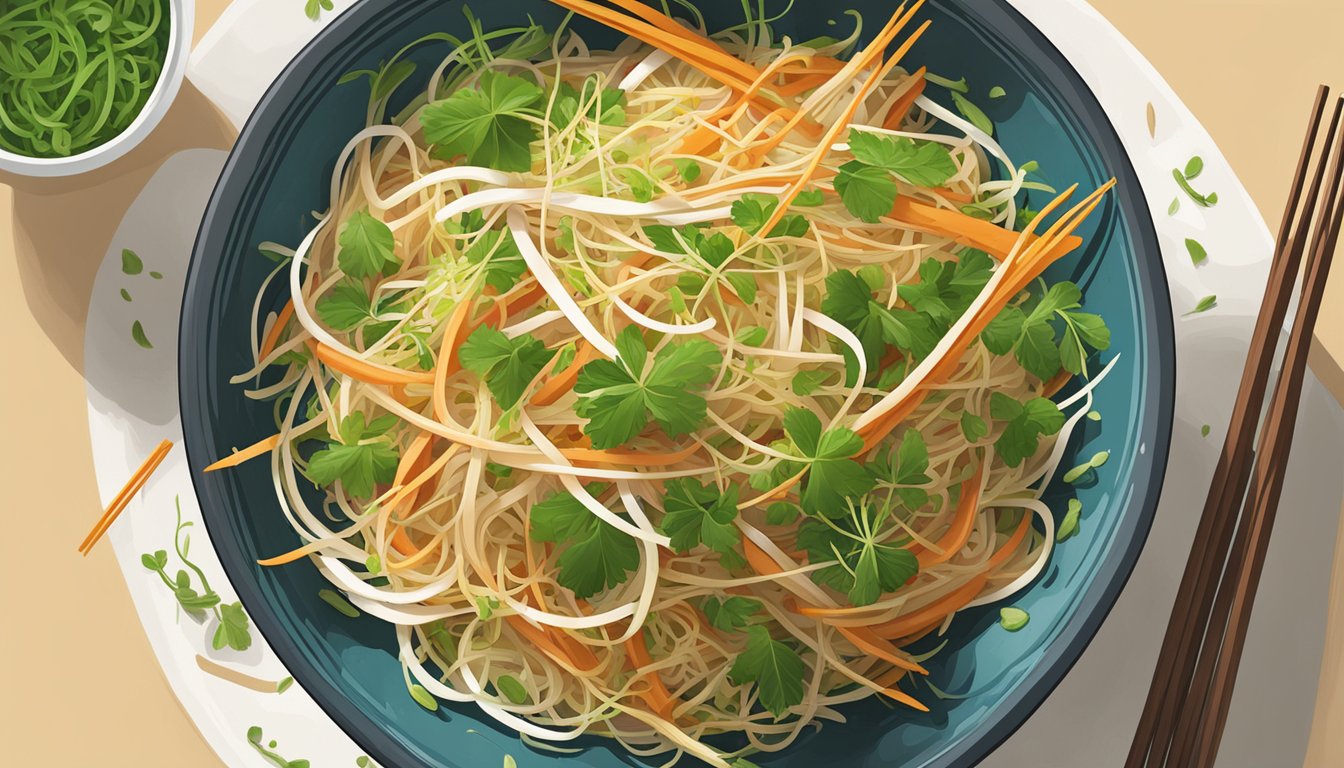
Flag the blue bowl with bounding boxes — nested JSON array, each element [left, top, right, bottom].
[[182, 1, 1173, 766]]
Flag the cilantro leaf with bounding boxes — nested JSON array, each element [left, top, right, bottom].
[[530, 487, 639, 599], [703, 596, 761, 632], [875, 428, 931, 509], [659, 479, 740, 557], [731, 193, 809, 237], [793, 189, 825, 206], [961, 411, 988, 441], [797, 508, 918, 606], [990, 393, 1065, 467], [550, 78, 626, 129], [822, 270, 886, 367], [212, 601, 253, 652], [980, 306, 1025, 354], [338, 210, 398, 279], [421, 70, 543, 171], [465, 227, 526, 292], [783, 408, 874, 517], [982, 282, 1109, 379], [575, 328, 720, 449], [306, 413, 400, 497], [458, 326, 553, 408], [317, 281, 374, 330], [833, 160, 898, 223], [791, 369, 832, 396], [729, 626, 805, 718], [848, 131, 957, 187]]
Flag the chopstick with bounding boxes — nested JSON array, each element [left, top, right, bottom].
[[78, 439, 174, 555], [1126, 86, 1344, 768]]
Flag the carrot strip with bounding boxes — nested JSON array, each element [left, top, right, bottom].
[[561, 440, 703, 467], [505, 615, 601, 671], [204, 433, 281, 473], [887, 197, 1082, 261], [531, 340, 598, 406], [313, 342, 435, 385], [914, 464, 984, 568], [386, 432, 433, 556], [259, 300, 295, 361], [624, 631, 677, 720], [79, 439, 173, 555], [836, 626, 928, 675], [432, 299, 475, 425], [474, 281, 547, 330], [881, 67, 926, 130], [1042, 369, 1072, 397], [257, 541, 329, 567], [869, 576, 987, 639]]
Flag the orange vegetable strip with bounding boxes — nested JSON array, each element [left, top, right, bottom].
[[474, 281, 547, 330], [887, 196, 1082, 262], [257, 541, 330, 567], [432, 299, 475, 425], [313, 342, 435, 385], [259, 300, 295, 361], [506, 615, 601, 671], [599, 0, 759, 81], [915, 464, 985, 568], [868, 576, 988, 639], [386, 432, 433, 556], [79, 439, 173, 555], [881, 67, 926, 129], [531, 340, 598, 406], [204, 433, 281, 473], [836, 626, 929, 675], [624, 631, 677, 720], [561, 440, 703, 467], [758, 20, 932, 233], [1042, 369, 1073, 397]]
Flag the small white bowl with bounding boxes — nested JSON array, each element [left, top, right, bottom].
[[0, 0, 194, 178]]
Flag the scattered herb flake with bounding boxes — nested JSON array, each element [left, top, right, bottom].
[[409, 683, 439, 712], [1187, 295, 1218, 315], [131, 321, 153, 349], [318, 588, 361, 618], [121, 249, 143, 275], [924, 72, 969, 93], [1184, 156, 1204, 179], [1185, 238, 1208, 266], [497, 674, 530, 705], [988, 86, 1007, 99], [999, 607, 1030, 631], [1201, 424, 1211, 438], [1086, 410, 1101, 422], [120, 288, 132, 302], [276, 676, 295, 694], [1168, 198, 1180, 215], [1057, 498, 1082, 542]]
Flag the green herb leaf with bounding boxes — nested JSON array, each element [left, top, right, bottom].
[[822, 270, 886, 367], [306, 413, 401, 498], [797, 507, 919, 605], [213, 602, 253, 651], [730, 193, 809, 237], [459, 326, 553, 409], [121, 248, 144, 275], [1187, 294, 1218, 315], [1201, 424, 1211, 438], [1185, 238, 1208, 266], [999, 606, 1030, 631], [794, 189, 825, 206], [1168, 197, 1180, 215], [924, 72, 969, 93], [318, 588, 361, 618], [317, 281, 375, 330], [791, 369, 832, 396], [616, 167, 655, 202], [575, 327, 720, 449], [1057, 498, 1082, 542], [728, 626, 805, 718], [765, 502, 800, 526], [950, 91, 994, 136], [961, 411, 988, 442], [833, 160, 898, 223], [988, 86, 1007, 99], [464, 227, 526, 292], [783, 407, 874, 517], [1172, 168, 1217, 207], [338, 210, 399, 279], [409, 683, 439, 712], [550, 78, 627, 130], [1184, 156, 1204, 179], [659, 479, 741, 557], [131, 321, 153, 349], [848, 131, 957, 187], [990, 393, 1065, 467], [530, 487, 640, 598], [703, 596, 762, 632], [496, 674, 530, 705], [421, 70, 544, 171]]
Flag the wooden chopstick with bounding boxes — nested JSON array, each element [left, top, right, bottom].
[[1171, 97, 1344, 768], [78, 439, 173, 555], [1124, 85, 1334, 768]]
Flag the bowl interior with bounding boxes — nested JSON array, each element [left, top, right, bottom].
[[182, 1, 1173, 766]]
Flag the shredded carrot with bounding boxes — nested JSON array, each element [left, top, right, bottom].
[[531, 340, 598, 406], [474, 280, 547, 330], [913, 464, 984, 568], [79, 439, 173, 555], [836, 626, 928, 674], [432, 299, 475, 425], [1042, 368, 1072, 397], [259, 300, 295, 361], [506, 615, 601, 671], [257, 541, 329, 567], [560, 440, 703, 467], [869, 576, 987, 640], [881, 67, 926, 130], [204, 433, 281, 473], [313, 341, 435, 385], [887, 196, 1082, 261], [624, 630, 677, 720], [386, 432, 434, 556]]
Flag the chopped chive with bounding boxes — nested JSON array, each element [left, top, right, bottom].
[[1057, 498, 1082, 542], [409, 683, 439, 712], [1090, 450, 1110, 468], [131, 321, 153, 349], [120, 288, 132, 302], [276, 676, 294, 694], [924, 72, 969, 93], [1019, 160, 1039, 174], [318, 588, 360, 618], [1186, 295, 1218, 315], [121, 248, 143, 275], [365, 554, 381, 574], [1186, 238, 1208, 265], [1201, 424, 1211, 438], [497, 674, 530, 705], [988, 86, 1006, 99], [1086, 410, 1101, 422], [951, 91, 994, 136], [999, 607, 1030, 631], [1062, 462, 1092, 484], [1173, 168, 1217, 207], [1168, 198, 1180, 215], [150, 271, 163, 280]]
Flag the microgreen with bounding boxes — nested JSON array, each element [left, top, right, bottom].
[[550, 77, 627, 130], [731, 193, 810, 237], [924, 72, 969, 93], [1186, 238, 1208, 266], [871, 428, 932, 510], [702, 596, 762, 632], [1186, 295, 1218, 315], [338, 210, 400, 279], [950, 91, 994, 136], [782, 407, 874, 517], [659, 479, 742, 564], [1172, 167, 1218, 207], [797, 502, 919, 606], [247, 726, 310, 768], [989, 393, 1065, 467], [339, 59, 418, 104], [304, 0, 334, 20]]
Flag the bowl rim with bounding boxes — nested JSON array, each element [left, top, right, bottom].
[[0, 0, 194, 178], [180, 1, 1174, 766]]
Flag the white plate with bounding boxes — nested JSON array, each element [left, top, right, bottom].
[[85, 2, 1344, 765]]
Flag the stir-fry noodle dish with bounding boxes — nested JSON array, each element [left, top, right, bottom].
[[208, 1, 1118, 764]]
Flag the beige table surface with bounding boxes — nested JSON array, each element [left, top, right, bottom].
[[1, 1, 1341, 765]]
